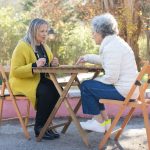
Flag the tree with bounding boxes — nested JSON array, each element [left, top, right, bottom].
[[0, 7, 27, 64], [21, 0, 37, 11], [28, 0, 98, 64], [59, 23, 98, 64], [24, 0, 149, 67], [141, 0, 150, 62], [75, 0, 146, 70]]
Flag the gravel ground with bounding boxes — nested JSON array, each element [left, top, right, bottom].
[[0, 117, 149, 150]]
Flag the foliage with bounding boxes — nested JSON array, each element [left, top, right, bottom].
[[21, 0, 37, 11], [0, 7, 27, 65], [74, 0, 102, 21], [29, 0, 98, 64], [0, 0, 149, 66], [23, 0, 150, 66], [29, 0, 74, 27], [58, 23, 98, 65], [74, 0, 144, 70], [142, 0, 150, 18], [139, 34, 148, 59]]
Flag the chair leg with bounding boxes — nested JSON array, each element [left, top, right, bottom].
[[25, 101, 30, 127], [142, 105, 150, 150], [115, 107, 135, 140], [61, 99, 81, 133], [0, 100, 3, 124], [12, 99, 30, 139], [99, 106, 126, 150]]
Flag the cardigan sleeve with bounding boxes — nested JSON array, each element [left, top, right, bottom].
[[11, 42, 35, 78]]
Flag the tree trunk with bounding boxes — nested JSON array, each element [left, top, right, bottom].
[[146, 19, 150, 62], [124, 0, 142, 70], [99, 0, 142, 70]]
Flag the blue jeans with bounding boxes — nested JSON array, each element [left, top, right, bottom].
[[80, 80, 125, 115]]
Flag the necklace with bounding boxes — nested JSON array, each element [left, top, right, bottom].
[[35, 44, 49, 66]]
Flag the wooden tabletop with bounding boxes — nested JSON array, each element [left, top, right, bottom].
[[33, 65, 103, 74]]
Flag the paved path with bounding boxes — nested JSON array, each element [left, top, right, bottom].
[[0, 117, 148, 150]]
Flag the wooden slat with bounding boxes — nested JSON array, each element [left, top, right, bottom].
[[48, 122, 69, 129], [33, 65, 103, 74], [100, 99, 124, 105], [0, 96, 28, 101], [146, 65, 150, 74], [59, 81, 78, 87], [100, 99, 150, 108]]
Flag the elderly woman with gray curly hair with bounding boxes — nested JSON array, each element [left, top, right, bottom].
[[76, 13, 139, 133]]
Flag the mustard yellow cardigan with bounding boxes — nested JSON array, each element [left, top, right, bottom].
[[9, 40, 53, 108]]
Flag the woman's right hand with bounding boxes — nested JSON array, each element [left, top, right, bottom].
[[36, 58, 46, 67], [76, 56, 86, 65]]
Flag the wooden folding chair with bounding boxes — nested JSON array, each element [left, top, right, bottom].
[[0, 64, 31, 139], [99, 62, 150, 150]]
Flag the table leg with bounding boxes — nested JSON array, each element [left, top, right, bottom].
[[61, 76, 81, 133], [36, 74, 77, 141], [62, 76, 89, 146], [61, 99, 81, 133], [63, 98, 89, 147]]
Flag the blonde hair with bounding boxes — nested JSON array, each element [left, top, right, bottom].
[[23, 18, 48, 51]]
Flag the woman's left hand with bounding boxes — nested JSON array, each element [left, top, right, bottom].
[[51, 57, 59, 67]]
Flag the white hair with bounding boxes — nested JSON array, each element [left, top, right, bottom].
[[92, 13, 119, 38]]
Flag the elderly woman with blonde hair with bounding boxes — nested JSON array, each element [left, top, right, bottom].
[[76, 13, 139, 133]]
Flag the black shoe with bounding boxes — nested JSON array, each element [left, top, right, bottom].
[[47, 129, 60, 139], [35, 126, 55, 140]]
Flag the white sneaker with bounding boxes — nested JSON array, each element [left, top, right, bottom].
[[80, 119, 105, 133], [80, 119, 94, 125]]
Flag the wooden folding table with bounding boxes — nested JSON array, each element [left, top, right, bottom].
[[33, 65, 103, 146]]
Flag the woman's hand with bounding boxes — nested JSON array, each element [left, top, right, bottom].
[[51, 57, 59, 67], [76, 56, 86, 65], [36, 58, 46, 67]]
